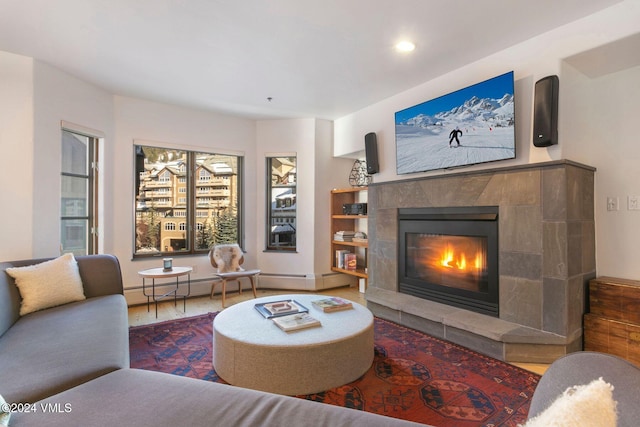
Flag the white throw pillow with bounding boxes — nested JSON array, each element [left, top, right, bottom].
[[6, 253, 86, 316], [521, 377, 617, 427], [0, 393, 10, 426]]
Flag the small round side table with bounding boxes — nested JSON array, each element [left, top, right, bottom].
[[138, 266, 192, 318]]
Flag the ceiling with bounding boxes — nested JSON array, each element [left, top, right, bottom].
[[0, 0, 624, 120]]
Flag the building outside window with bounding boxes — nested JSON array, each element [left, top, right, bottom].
[[134, 144, 242, 256], [266, 156, 296, 251]]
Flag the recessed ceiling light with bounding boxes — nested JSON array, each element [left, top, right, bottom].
[[396, 41, 416, 53]]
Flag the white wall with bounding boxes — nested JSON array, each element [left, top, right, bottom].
[[562, 63, 640, 279], [0, 56, 258, 297], [0, 52, 34, 261], [113, 96, 257, 293], [335, 2, 640, 167], [313, 119, 358, 275], [0, 54, 353, 301], [32, 61, 115, 258], [0, 55, 113, 260], [255, 118, 355, 289], [333, 1, 640, 280], [256, 118, 316, 277]]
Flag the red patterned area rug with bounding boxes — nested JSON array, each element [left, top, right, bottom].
[[129, 312, 540, 426]]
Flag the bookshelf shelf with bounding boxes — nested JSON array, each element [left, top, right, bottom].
[[331, 240, 368, 248]]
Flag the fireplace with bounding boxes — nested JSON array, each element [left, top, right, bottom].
[[365, 161, 596, 363], [398, 207, 499, 317]]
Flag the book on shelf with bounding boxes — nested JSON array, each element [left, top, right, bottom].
[[344, 253, 357, 271], [333, 230, 356, 242], [272, 312, 321, 332], [352, 231, 368, 243], [254, 299, 309, 319], [312, 297, 353, 312], [335, 249, 350, 269]]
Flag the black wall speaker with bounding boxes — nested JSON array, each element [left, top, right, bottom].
[[364, 132, 379, 174], [533, 75, 559, 147]]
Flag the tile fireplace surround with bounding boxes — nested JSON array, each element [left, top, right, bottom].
[[365, 160, 595, 363]]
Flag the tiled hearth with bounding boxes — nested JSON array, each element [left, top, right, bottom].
[[365, 160, 595, 363]]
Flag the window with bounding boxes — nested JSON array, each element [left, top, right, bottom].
[[134, 144, 243, 256], [266, 156, 296, 251], [61, 129, 99, 256]]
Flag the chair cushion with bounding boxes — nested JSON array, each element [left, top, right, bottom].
[[6, 253, 86, 315], [216, 269, 260, 279]]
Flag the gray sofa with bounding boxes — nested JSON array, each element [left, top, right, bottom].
[[0, 255, 129, 404], [2, 255, 422, 427]]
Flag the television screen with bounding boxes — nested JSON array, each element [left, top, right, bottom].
[[395, 71, 515, 174]]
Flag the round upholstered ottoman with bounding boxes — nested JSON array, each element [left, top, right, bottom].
[[213, 294, 374, 395]]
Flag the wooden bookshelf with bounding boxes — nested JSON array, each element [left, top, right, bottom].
[[330, 187, 368, 287]]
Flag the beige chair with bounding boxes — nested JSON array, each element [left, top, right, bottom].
[[209, 244, 260, 308]]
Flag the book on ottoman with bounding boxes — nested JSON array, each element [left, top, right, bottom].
[[312, 297, 353, 312], [272, 312, 321, 332], [254, 299, 308, 319]]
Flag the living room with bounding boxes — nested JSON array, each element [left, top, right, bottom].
[[2, 1, 640, 426], [2, 0, 639, 307]]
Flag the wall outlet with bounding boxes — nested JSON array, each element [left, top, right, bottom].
[[191, 265, 198, 274], [628, 196, 640, 210], [607, 197, 619, 211]]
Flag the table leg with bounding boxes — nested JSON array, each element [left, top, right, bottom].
[[222, 279, 227, 308], [249, 275, 257, 298], [142, 277, 150, 313], [174, 276, 178, 308], [184, 273, 190, 313], [154, 278, 158, 318]]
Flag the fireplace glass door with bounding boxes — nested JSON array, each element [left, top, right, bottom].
[[406, 234, 488, 293], [398, 207, 499, 317]]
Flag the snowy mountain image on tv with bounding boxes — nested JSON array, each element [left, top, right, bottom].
[[395, 71, 515, 174]]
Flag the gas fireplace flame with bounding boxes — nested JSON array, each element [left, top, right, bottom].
[[440, 245, 483, 271]]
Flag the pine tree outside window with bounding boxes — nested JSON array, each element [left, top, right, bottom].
[[134, 144, 243, 257]]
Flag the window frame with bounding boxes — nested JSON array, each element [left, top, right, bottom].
[[133, 143, 244, 258], [60, 128, 99, 256], [265, 155, 297, 252]]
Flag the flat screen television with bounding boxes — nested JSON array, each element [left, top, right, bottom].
[[395, 71, 515, 174]]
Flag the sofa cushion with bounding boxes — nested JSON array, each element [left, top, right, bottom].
[[12, 369, 425, 427], [0, 294, 129, 403], [523, 377, 617, 427], [6, 253, 85, 315]]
